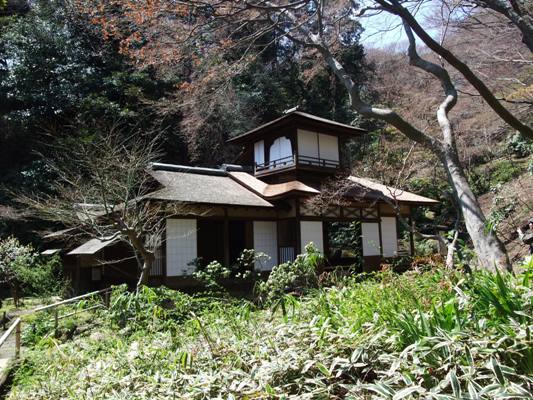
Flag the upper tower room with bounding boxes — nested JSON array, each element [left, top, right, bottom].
[[227, 110, 365, 184]]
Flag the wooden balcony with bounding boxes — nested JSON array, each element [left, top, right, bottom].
[[254, 154, 340, 175]]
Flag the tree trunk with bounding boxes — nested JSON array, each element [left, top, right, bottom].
[[477, 0, 533, 53], [115, 220, 157, 289], [289, 11, 513, 273], [136, 252, 155, 289], [441, 148, 512, 272]]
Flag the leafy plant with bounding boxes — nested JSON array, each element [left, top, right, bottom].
[[192, 249, 264, 294], [256, 243, 324, 305], [7, 268, 533, 399], [507, 132, 533, 158], [0, 237, 65, 306]]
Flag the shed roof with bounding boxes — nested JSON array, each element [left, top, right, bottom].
[[347, 176, 439, 205], [67, 237, 117, 255], [229, 171, 319, 199], [41, 248, 61, 255], [147, 169, 274, 208], [227, 111, 366, 145]]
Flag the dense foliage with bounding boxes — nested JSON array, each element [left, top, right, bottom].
[[0, 236, 65, 304], [6, 263, 533, 399], [256, 243, 324, 305]]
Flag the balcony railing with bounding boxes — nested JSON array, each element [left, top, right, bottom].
[[255, 155, 296, 172], [255, 154, 340, 173], [297, 155, 340, 169]]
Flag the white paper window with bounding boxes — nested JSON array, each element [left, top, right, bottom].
[[300, 221, 324, 253], [166, 219, 197, 276], [362, 222, 381, 256], [254, 140, 265, 166], [381, 217, 398, 257], [297, 129, 319, 158], [269, 136, 292, 165], [318, 133, 339, 162], [253, 221, 278, 270]]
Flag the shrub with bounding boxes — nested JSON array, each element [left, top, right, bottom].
[[256, 243, 324, 305], [106, 284, 216, 334], [507, 132, 532, 158], [0, 237, 65, 305], [490, 159, 522, 186], [192, 249, 263, 293]]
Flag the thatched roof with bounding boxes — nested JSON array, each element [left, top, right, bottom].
[[147, 167, 274, 208], [143, 163, 437, 207], [347, 176, 439, 205]]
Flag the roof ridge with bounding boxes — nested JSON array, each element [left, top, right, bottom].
[[150, 162, 227, 176]]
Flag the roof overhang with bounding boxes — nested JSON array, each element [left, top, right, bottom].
[[41, 248, 62, 255], [346, 176, 439, 205], [227, 111, 366, 145], [67, 237, 118, 255]]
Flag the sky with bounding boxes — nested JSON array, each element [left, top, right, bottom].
[[358, 0, 441, 49]]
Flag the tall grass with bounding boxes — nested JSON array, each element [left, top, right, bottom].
[[6, 268, 533, 399]]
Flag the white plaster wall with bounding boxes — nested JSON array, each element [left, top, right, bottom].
[[254, 140, 265, 165], [361, 222, 381, 256], [297, 129, 319, 158], [318, 133, 339, 161], [300, 221, 324, 253], [253, 221, 278, 270], [381, 216, 398, 257], [166, 219, 197, 276]]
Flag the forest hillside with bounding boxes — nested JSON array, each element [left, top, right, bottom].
[[0, 0, 532, 258]]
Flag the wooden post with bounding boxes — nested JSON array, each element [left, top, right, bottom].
[[223, 208, 230, 266], [54, 308, 59, 338], [104, 290, 110, 308], [2, 311, 6, 330], [15, 321, 21, 359], [377, 204, 383, 259], [409, 209, 415, 256]]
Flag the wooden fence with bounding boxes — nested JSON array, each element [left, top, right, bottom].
[[0, 287, 113, 363]]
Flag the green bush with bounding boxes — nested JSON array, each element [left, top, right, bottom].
[[192, 249, 263, 293], [468, 159, 523, 195], [256, 243, 324, 305], [106, 284, 216, 334], [0, 236, 66, 305], [490, 159, 522, 186], [507, 132, 533, 158]]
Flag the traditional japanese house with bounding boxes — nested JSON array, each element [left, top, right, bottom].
[[62, 111, 438, 290]]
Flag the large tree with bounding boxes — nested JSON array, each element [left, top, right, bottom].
[[19, 131, 186, 288]]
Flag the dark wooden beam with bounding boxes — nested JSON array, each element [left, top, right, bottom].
[[223, 208, 230, 266]]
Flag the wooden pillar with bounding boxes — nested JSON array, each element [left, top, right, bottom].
[[409, 209, 415, 256], [322, 221, 330, 260], [223, 208, 230, 266], [377, 204, 383, 258], [75, 258, 81, 296], [162, 220, 168, 286], [15, 321, 21, 358], [54, 308, 59, 338], [295, 200, 302, 255]]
